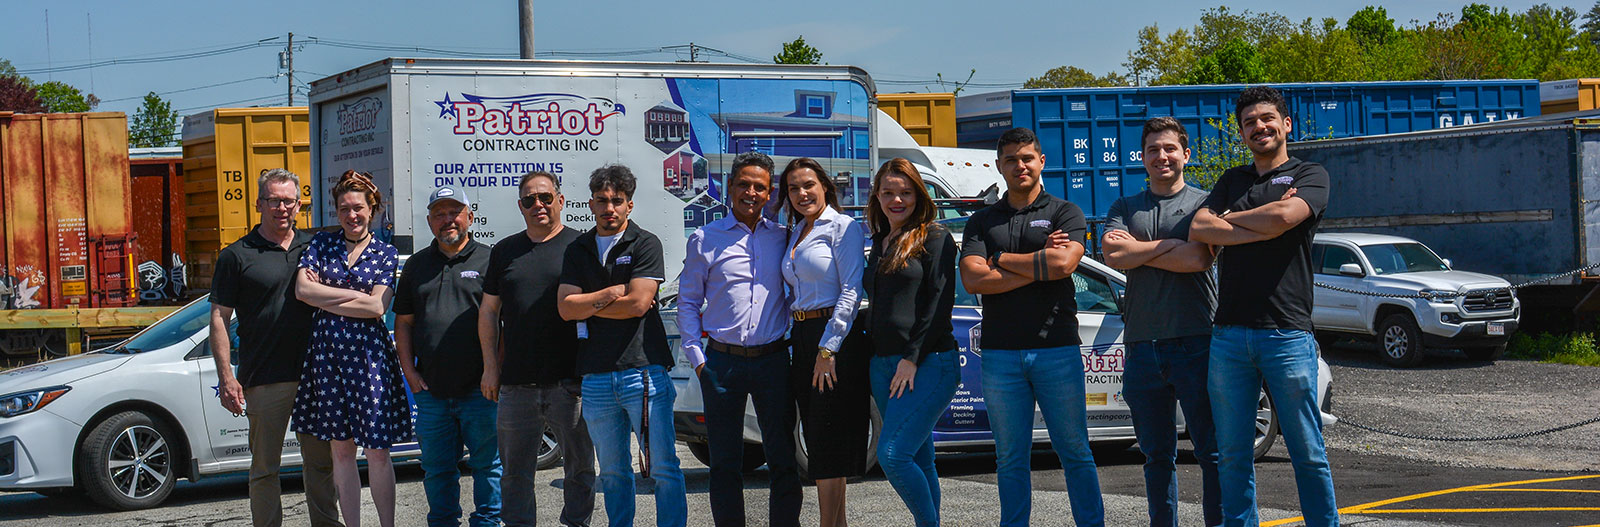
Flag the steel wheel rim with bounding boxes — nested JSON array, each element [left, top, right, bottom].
[[537, 427, 558, 461], [1383, 326, 1409, 359], [1254, 390, 1273, 445], [107, 425, 170, 500]]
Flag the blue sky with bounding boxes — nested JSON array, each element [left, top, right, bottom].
[[0, 0, 1585, 121]]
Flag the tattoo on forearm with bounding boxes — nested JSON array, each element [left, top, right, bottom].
[[1033, 250, 1048, 281]]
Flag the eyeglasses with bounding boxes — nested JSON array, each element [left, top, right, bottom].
[[259, 198, 300, 209], [519, 192, 557, 208], [590, 197, 628, 208]]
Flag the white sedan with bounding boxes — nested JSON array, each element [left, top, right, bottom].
[[0, 296, 435, 510]]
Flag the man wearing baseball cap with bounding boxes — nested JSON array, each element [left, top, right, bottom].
[[395, 186, 504, 526]]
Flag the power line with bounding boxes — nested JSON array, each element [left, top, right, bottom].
[[17, 38, 282, 75], [175, 92, 285, 114], [101, 75, 283, 103]]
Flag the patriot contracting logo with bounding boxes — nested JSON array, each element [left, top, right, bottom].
[[337, 97, 384, 135], [435, 92, 625, 136]]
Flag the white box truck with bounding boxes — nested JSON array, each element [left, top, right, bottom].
[[307, 58, 880, 276]]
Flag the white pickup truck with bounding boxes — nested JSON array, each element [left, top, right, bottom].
[[1311, 233, 1520, 366]]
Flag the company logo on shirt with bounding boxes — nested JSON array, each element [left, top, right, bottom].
[[615, 255, 632, 265], [459, 270, 480, 279], [1271, 175, 1294, 185], [1029, 219, 1052, 228]]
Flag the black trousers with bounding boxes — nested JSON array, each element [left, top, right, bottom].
[[700, 347, 801, 527]]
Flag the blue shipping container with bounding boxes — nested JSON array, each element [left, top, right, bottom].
[[1011, 80, 1540, 219]]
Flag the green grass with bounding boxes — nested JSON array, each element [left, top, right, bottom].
[[1505, 332, 1600, 367]]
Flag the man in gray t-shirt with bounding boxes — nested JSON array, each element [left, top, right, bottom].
[[1101, 117, 1221, 527]]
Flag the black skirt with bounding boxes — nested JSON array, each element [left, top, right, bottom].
[[789, 316, 871, 480]]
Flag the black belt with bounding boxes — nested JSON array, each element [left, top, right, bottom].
[[709, 339, 788, 358]]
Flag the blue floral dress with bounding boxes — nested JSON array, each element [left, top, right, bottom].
[[291, 230, 411, 449]]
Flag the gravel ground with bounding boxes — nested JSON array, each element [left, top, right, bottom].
[[1319, 340, 1600, 472]]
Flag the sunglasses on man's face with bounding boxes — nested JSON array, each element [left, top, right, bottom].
[[519, 193, 557, 208]]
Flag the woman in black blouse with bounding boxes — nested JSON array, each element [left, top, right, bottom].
[[863, 158, 960, 526]]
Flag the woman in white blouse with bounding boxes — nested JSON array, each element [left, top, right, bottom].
[[778, 157, 869, 527]]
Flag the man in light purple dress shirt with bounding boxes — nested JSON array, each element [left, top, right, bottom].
[[676, 151, 800, 527]]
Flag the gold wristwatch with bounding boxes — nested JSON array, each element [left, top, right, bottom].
[[818, 347, 836, 360]]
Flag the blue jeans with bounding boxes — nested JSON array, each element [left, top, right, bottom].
[[982, 345, 1105, 527], [700, 348, 800, 527], [581, 365, 687, 527], [1208, 326, 1337, 527], [1125, 336, 1220, 527], [413, 390, 503, 527], [871, 350, 960, 527]]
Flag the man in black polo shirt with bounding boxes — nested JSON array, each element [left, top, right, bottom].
[[959, 127, 1104, 527], [394, 186, 501, 527], [478, 171, 595, 527], [557, 165, 686, 527], [209, 168, 341, 527], [1189, 86, 1337, 527]]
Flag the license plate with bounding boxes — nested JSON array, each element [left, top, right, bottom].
[[1487, 322, 1505, 336]]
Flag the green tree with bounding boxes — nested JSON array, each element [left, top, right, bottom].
[[129, 92, 179, 148], [1347, 6, 1397, 46], [1583, 0, 1600, 47], [1262, 18, 1370, 82], [1023, 65, 1127, 88], [35, 81, 96, 113], [1184, 38, 1267, 85], [1193, 7, 1293, 55], [773, 36, 822, 65], [1124, 24, 1197, 85], [0, 59, 18, 80]]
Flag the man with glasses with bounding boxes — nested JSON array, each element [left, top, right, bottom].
[[209, 168, 342, 526], [395, 187, 502, 527], [558, 165, 686, 527], [479, 172, 596, 527]]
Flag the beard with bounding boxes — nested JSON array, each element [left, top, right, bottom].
[[440, 230, 465, 245]]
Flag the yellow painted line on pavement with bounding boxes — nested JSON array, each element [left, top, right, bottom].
[[1260, 474, 1600, 527], [1359, 507, 1600, 513], [1469, 488, 1600, 494]]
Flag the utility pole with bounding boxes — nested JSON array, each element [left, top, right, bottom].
[[519, 0, 535, 59], [285, 32, 295, 106]]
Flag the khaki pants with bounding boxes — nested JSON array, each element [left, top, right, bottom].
[[245, 381, 342, 527]]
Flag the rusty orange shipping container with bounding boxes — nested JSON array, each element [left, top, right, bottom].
[[0, 112, 136, 310], [129, 147, 188, 303]]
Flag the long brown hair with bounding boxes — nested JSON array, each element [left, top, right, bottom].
[[776, 157, 841, 224], [867, 158, 938, 273], [332, 169, 384, 217]]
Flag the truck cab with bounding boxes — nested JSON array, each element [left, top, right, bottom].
[[1311, 232, 1520, 366]]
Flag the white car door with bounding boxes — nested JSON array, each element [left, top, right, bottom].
[[193, 321, 303, 474], [1071, 270, 1133, 431], [1311, 243, 1367, 331]]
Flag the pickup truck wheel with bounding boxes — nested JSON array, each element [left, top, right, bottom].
[[1464, 343, 1507, 362], [79, 411, 178, 511], [1378, 314, 1427, 367]]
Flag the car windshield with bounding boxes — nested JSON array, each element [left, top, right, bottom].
[[1360, 243, 1449, 275], [111, 297, 211, 353]]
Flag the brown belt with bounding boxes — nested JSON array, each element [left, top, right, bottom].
[[709, 339, 788, 358], [792, 307, 834, 322]]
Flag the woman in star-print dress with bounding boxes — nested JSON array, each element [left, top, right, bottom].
[[292, 170, 408, 527]]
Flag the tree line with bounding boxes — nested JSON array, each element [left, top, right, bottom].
[[1027, 3, 1600, 88]]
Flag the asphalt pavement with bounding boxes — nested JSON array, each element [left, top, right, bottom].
[[2, 344, 1596, 526]]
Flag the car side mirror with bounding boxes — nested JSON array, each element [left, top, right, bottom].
[[1441, 258, 1452, 269], [1338, 263, 1365, 277]]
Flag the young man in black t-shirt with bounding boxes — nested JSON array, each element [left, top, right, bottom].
[[557, 165, 686, 527], [478, 172, 595, 527], [394, 187, 500, 527], [959, 128, 1104, 527], [1190, 86, 1338, 527], [208, 168, 340, 527]]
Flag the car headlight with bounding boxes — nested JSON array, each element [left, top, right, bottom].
[[0, 386, 71, 418], [1421, 290, 1457, 304]]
